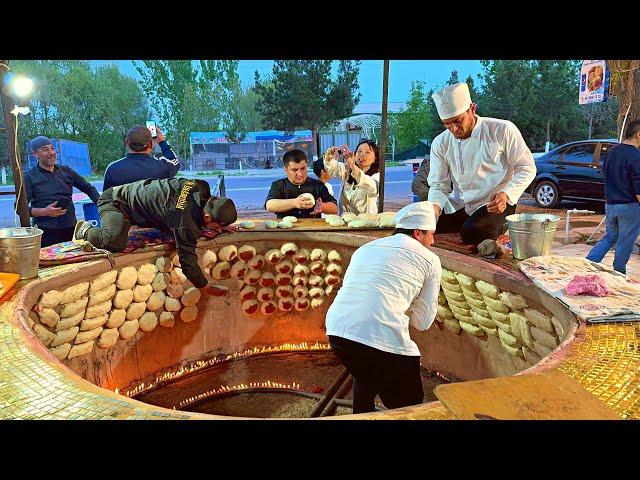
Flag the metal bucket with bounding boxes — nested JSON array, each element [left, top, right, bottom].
[[0, 227, 43, 279], [505, 214, 559, 260]]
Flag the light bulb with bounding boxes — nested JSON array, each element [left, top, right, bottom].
[[11, 75, 34, 98]]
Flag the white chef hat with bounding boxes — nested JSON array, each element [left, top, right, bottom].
[[431, 82, 472, 120], [394, 201, 437, 231]]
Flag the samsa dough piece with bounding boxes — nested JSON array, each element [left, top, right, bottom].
[[259, 272, 276, 288], [159, 312, 175, 328], [166, 283, 184, 299], [470, 310, 495, 329], [181, 306, 199, 323], [240, 286, 257, 302], [327, 217, 346, 227], [239, 220, 256, 229], [137, 263, 158, 286], [278, 221, 293, 229], [40, 290, 62, 309], [55, 310, 84, 332], [551, 316, 565, 339], [69, 340, 94, 358], [461, 287, 483, 301], [119, 320, 139, 340], [480, 326, 499, 337], [311, 297, 324, 309], [523, 308, 554, 333], [444, 319, 461, 334], [60, 282, 89, 305], [293, 286, 308, 298], [441, 280, 462, 293], [34, 324, 55, 346], [133, 284, 153, 303], [85, 300, 112, 320], [308, 287, 325, 299], [459, 321, 485, 337], [264, 220, 279, 229], [475, 280, 501, 299], [281, 243, 299, 257], [294, 297, 310, 311], [443, 290, 465, 302], [498, 328, 519, 348], [181, 287, 202, 307], [243, 270, 261, 285], [441, 269, 458, 284], [60, 297, 88, 319], [139, 312, 159, 332], [465, 296, 486, 310], [113, 289, 134, 310], [146, 291, 166, 311], [348, 219, 377, 228], [117, 266, 138, 290], [126, 302, 146, 321], [327, 250, 341, 263], [218, 245, 238, 262], [292, 249, 310, 265], [75, 327, 103, 344], [308, 275, 324, 287], [342, 212, 357, 223], [257, 287, 275, 302], [97, 328, 119, 349], [292, 275, 307, 286], [509, 311, 535, 349], [522, 347, 542, 365], [237, 245, 256, 262], [50, 327, 79, 348], [152, 272, 168, 292], [88, 283, 116, 307], [484, 296, 510, 314], [106, 309, 126, 329], [202, 250, 217, 268], [534, 341, 553, 357], [326, 263, 342, 276], [260, 301, 277, 316], [300, 193, 315, 204], [164, 297, 182, 312], [453, 273, 477, 291], [437, 304, 454, 320], [242, 299, 259, 315], [211, 261, 231, 280], [447, 298, 470, 310], [89, 270, 118, 296], [276, 285, 294, 298], [80, 314, 108, 332], [38, 308, 60, 329], [278, 298, 294, 312], [324, 274, 340, 286], [530, 325, 558, 349], [170, 267, 187, 284], [325, 285, 335, 296], [499, 292, 528, 310], [247, 255, 265, 270], [265, 249, 284, 264], [453, 312, 474, 324], [49, 343, 72, 360], [156, 256, 173, 273], [282, 216, 298, 223], [378, 216, 396, 228], [275, 273, 292, 286], [293, 264, 310, 276], [309, 261, 325, 275], [438, 291, 447, 306], [502, 342, 524, 358], [171, 253, 181, 267]]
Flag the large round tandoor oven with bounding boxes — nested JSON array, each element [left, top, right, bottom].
[[16, 231, 578, 419]]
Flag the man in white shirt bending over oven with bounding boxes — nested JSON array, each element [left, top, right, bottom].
[[325, 201, 441, 414], [427, 82, 536, 245]]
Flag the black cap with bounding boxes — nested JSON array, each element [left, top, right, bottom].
[[204, 197, 237, 226]]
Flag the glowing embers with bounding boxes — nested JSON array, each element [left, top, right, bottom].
[[118, 342, 331, 398], [174, 381, 303, 410]]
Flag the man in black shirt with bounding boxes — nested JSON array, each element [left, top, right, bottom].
[[74, 177, 237, 296], [24, 136, 100, 247], [265, 149, 338, 218]]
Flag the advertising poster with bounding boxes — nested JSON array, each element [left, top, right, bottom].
[[579, 60, 610, 105]]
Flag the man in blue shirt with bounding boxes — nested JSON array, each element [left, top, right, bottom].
[[24, 136, 100, 247], [587, 120, 640, 274], [102, 125, 180, 191]]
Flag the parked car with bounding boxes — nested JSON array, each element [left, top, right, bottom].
[[525, 139, 618, 208]]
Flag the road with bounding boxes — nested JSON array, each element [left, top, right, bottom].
[[0, 167, 418, 227]]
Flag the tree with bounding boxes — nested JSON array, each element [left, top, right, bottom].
[[254, 60, 361, 153], [224, 81, 263, 143], [580, 98, 619, 139], [393, 81, 440, 152], [607, 60, 640, 137], [133, 60, 239, 158], [446, 70, 460, 85]]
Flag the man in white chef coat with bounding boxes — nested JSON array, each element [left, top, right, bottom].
[[427, 82, 536, 245], [325, 202, 441, 414]]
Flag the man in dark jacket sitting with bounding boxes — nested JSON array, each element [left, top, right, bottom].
[[74, 177, 237, 296]]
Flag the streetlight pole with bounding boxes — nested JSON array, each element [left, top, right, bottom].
[[0, 60, 30, 226], [377, 60, 390, 214]]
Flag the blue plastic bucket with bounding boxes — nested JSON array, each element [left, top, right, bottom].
[[82, 202, 101, 227]]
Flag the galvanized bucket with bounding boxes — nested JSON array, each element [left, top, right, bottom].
[[0, 227, 43, 279], [505, 214, 559, 260]]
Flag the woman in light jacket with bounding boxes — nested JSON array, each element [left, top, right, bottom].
[[323, 139, 381, 215]]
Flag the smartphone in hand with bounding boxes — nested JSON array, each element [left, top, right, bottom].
[[145, 121, 158, 138], [55, 197, 71, 209]]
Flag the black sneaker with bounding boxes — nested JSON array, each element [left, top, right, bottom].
[[73, 220, 93, 243]]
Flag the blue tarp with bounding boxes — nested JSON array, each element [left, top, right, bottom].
[[190, 129, 313, 144], [24, 138, 92, 176]]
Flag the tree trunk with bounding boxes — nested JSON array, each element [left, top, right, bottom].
[[546, 118, 550, 146], [311, 125, 319, 160], [607, 60, 640, 138], [588, 108, 593, 139]]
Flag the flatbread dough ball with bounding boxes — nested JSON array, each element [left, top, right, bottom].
[[309, 261, 325, 274], [242, 299, 259, 315], [342, 212, 357, 223], [152, 272, 168, 292], [294, 297, 310, 312], [238, 245, 257, 262], [106, 309, 126, 329], [275, 260, 293, 274], [117, 266, 138, 290], [300, 193, 315, 204], [239, 221, 256, 229], [164, 297, 182, 312], [126, 302, 146, 321], [278, 298, 294, 312], [275, 273, 292, 286], [327, 250, 341, 263], [179, 306, 198, 323], [247, 255, 265, 270], [240, 286, 257, 302], [97, 328, 119, 349], [146, 291, 166, 311], [243, 270, 261, 285], [113, 289, 134, 310], [230, 261, 247, 279], [309, 249, 326, 262], [155, 256, 173, 273], [181, 286, 202, 307], [260, 300, 278, 315], [137, 263, 158, 286], [276, 285, 293, 298], [257, 288, 275, 302], [211, 261, 231, 280], [327, 217, 346, 227], [139, 312, 159, 332], [166, 283, 184, 299], [278, 221, 293, 229], [265, 249, 284, 264], [119, 320, 139, 340], [280, 243, 298, 257], [292, 275, 307, 287], [202, 250, 217, 268], [159, 312, 175, 328], [264, 220, 279, 229], [89, 270, 118, 295], [259, 272, 276, 288], [282, 216, 298, 223], [60, 282, 89, 305], [218, 245, 238, 262], [40, 290, 62, 309], [133, 284, 153, 303], [293, 286, 308, 298]]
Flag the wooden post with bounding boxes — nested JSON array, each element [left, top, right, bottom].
[[0, 60, 30, 227], [377, 60, 390, 214]]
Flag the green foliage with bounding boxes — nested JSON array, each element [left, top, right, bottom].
[[225, 82, 263, 143], [254, 60, 361, 139], [393, 81, 436, 152], [3, 60, 149, 173]]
